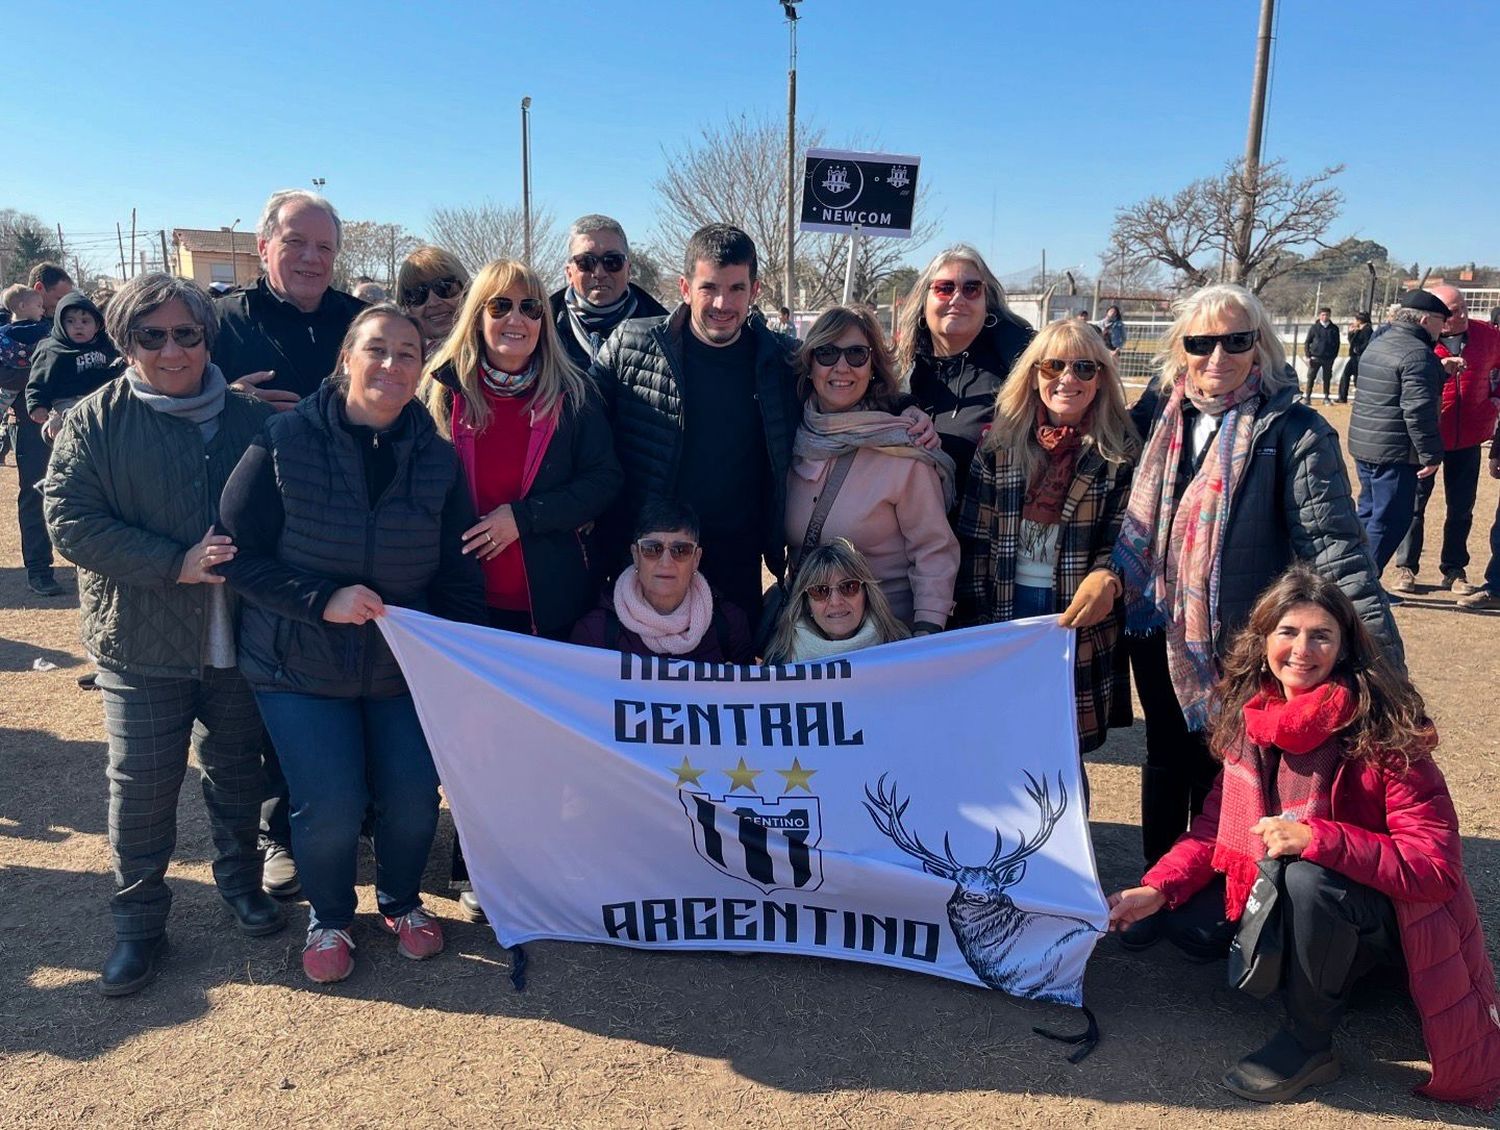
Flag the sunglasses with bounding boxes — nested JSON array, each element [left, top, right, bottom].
[[129, 325, 205, 351], [806, 578, 864, 603], [570, 252, 627, 274], [1182, 330, 1258, 356], [929, 279, 985, 301], [810, 344, 872, 368], [401, 275, 465, 308], [635, 538, 698, 561], [1036, 358, 1100, 380], [483, 296, 546, 321]]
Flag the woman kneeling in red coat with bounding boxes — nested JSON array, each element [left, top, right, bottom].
[[1108, 564, 1500, 1108]]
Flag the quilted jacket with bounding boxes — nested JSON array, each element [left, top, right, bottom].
[[1143, 750, 1500, 1110], [1130, 379, 1402, 666], [586, 304, 800, 576], [1347, 320, 1444, 467], [42, 373, 271, 677]]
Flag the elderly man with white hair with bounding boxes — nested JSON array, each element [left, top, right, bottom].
[[213, 189, 367, 410], [548, 213, 667, 370]]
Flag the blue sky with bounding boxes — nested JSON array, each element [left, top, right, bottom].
[[11, 1, 1497, 281]]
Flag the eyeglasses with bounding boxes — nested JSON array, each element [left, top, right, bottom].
[[401, 276, 464, 308], [1182, 330, 1258, 356], [1036, 358, 1100, 380], [810, 344, 872, 368], [806, 578, 864, 603], [129, 325, 205, 351], [635, 538, 698, 561], [929, 279, 985, 301], [570, 252, 627, 274], [483, 296, 545, 321]]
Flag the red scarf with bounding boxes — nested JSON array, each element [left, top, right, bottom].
[[1211, 679, 1356, 919], [1022, 408, 1083, 525]]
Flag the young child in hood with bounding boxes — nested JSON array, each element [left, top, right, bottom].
[[0, 285, 53, 418], [26, 291, 122, 441]]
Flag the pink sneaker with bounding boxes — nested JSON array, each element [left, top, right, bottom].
[[381, 906, 445, 960], [302, 927, 355, 983]]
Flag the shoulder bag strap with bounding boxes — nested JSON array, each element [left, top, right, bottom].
[[790, 450, 857, 578]]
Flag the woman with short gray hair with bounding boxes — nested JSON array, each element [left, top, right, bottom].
[[43, 272, 283, 996]]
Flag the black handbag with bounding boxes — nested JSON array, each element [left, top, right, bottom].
[[1227, 857, 1286, 999]]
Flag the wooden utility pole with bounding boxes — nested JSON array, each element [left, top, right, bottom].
[[129, 208, 137, 278], [783, 1, 800, 316], [160, 229, 170, 275], [56, 224, 66, 260], [1232, 0, 1276, 284], [116, 223, 127, 281]]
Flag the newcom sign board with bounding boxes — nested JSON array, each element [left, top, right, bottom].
[[798, 148, 920, 239]]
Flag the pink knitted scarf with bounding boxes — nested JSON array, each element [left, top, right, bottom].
[[612, 567, 715, 656]]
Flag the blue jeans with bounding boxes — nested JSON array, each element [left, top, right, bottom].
[[254, 692, 439, 931], [1013, 583, 1055, 619], [1355, 460, 1418, 573]]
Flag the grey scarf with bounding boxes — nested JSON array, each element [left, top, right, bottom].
[[126, 363, 229, 443], [564, 286, 638, 361]]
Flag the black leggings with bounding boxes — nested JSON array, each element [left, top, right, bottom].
[[1127, 632, 1221, 865]]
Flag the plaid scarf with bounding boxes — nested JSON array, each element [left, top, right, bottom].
[[1112, 367, 1264, 729], [1212, 679, 1354, 920]]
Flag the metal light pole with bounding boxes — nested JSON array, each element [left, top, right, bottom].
[[782, 1, 800, 316], [1232, 0, 1275, 284], [311, 177, 326, 192], [228, 217, 240, 286], [521, 96, 534, 266]]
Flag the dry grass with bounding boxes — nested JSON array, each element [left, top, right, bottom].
[[2, 411, 1497, 1129]]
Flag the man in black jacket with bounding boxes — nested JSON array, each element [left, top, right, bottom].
[[588, 224, 798, 618], [1303, 306, 1340, 404], [213, 190, 365, 408], [549, 214, 667, 371], [1347, 290, 1447, 576]]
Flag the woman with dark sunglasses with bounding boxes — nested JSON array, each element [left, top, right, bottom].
[[570, 498, 753, 662], [895, 243, 1035, 507], [764, 539, 911, 663], [785, 306, 958, 634], [422, 259, 622, 639], [396, 246, 470, 355], [43, 273, 284, 994], [954, 318, 1139, 755], [1107, 283, 1398, 954]]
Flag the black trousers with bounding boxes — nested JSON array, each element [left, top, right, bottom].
[[1127, 631, 1221, 865], [1168, 863, 1399, 1050], [1305, 358, 1337, 399], [1336, 356, 1360, 403], [1393, 445, 1482, 577], [7, 407, 53, 574]]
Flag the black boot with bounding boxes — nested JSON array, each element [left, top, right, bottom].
[[459, 890, 488, 924], [1222, 1027, 1339, 1103], [224, 890, 286, 936], [100, 936, 168, 997]]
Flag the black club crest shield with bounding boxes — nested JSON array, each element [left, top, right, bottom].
[[679, 790, 825, 896]]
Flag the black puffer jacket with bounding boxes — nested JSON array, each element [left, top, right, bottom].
[[1131, 378, 1402, 664], [1346, 320, 1443, 467], [429, 366, 623, 636], [586, 304, 800, 575], [549, 283, 669, 372], [906, 312, 1035, 505], [220, 382, 486, 698], [43, 374, 271, 677]]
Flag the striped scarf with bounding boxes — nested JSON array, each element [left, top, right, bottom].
[[1112, 367, 1263, 730]]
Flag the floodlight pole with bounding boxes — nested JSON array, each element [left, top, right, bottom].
[[783, 2, 800, 316], [521, 96, 534, 266]]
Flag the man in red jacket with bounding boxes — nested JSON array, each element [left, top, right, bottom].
[[1390, 286, 1500, 594]]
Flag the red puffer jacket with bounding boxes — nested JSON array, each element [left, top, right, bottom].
[[1437, 319, 1500, 450], [1144, 752, 1500, 1110]]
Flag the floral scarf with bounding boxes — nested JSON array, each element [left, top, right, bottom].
[[1112, 366, 1264, 729]]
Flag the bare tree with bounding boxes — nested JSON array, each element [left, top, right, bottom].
[[426, 200, 564, 283], [652, 113, 938, 310], [335, 220, 423, 290], [1110, 158, 1344, 294]]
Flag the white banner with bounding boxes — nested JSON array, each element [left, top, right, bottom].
[[379, 609, 1108, 1006]]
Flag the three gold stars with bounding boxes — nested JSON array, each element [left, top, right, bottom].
[[669, 756, 816, 794]]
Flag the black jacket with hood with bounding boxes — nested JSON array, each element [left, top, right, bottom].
[[25, 292, 123, 414]]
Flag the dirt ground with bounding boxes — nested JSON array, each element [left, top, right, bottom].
[[2, 408, 1497, 1130]]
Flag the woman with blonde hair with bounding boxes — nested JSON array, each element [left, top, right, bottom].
[[785, 305, 957, 632], [895, 243, 1034, 505], [422, 258, 621, 639], [765, 540, 910, 663], [1108, 282, 1398, 950], [955, 318, 1139, 753]]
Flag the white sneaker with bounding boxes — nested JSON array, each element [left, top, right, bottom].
[[1388, 567, 1416, 594]]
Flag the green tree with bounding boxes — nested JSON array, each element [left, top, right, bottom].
[[1, 211, 60, 285]]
